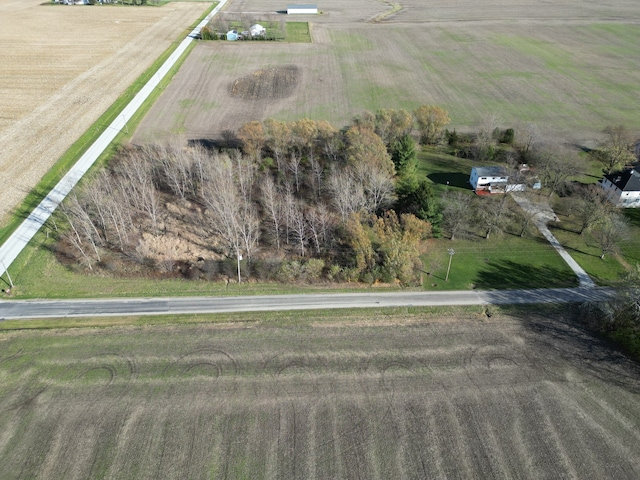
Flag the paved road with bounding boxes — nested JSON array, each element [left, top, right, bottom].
[[0, 287, 614, 320], [0, 0, 230, 281]]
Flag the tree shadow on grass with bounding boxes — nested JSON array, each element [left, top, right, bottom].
[[427, 172, 472, 190], [474, 259, 578, 290], [623, 208, 640, 228]]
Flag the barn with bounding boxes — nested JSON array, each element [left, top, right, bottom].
[[287, 4, 318, 14]]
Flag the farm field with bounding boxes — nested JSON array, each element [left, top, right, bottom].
[[0, 0, 210, 226], [1, 312, 640, 478], [134, 0, 640, 147]]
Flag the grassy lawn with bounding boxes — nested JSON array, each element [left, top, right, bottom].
[[415, 146, 637, 289], [549, 197, 640, 285], [421, 234, 578, 290], [285, 22, 312, 43]]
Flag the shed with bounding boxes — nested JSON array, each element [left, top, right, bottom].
[[250, 24, 266, 37], [226, 30, 239, 41], [287, 4, 318, 14]]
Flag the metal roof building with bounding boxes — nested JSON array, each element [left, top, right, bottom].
[[287, 4, 318, 14]]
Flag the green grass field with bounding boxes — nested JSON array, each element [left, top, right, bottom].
[[285, 22, 312, 43]]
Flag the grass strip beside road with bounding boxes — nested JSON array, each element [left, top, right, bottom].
[[0, 2, 217, 246], [0, 304, 547, 331]]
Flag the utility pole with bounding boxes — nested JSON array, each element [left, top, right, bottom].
[[445, 248, 455, 282], [237, 253, 242, 283], [1, 260, 14, 289]]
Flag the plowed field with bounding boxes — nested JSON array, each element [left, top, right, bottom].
[[1, 313, 640, 478], [0, 0, 209, 225], [134, 0, 640, 148]]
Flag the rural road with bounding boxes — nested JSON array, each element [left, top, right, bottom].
[[0, 287, 614, 320], [0, 0, 230, 281]]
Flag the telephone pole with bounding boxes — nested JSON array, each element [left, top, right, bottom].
[[445, 248, 455, 282]]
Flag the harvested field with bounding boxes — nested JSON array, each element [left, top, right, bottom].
[[0, 0, 209, 226], [1, 313, 640, 478], [134, 0, 640, 147]]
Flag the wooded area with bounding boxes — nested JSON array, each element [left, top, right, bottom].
[[56, 107, 446, 285]]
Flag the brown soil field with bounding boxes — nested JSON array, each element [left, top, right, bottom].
[[1, 313, 640, 478], [134, 0, 640, 148], [0, 0, 209, 226]]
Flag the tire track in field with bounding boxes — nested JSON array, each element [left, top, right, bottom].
[[63, 352, 139, 400]]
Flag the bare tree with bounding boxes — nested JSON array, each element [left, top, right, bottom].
[[592, 125, 637, 174], [306, 203, 333, 254], [287, 152, 304, 193], [260, 173, 284, 250], [588, 212, 628, 260], [289, 201, 308, 257], [201, 154, 260, 267], [60, 194, 103, 269], [327, 167, 367, 220], [441, 191, 472, 240], [533, 145, 582, 197], [570, 184, 614, 235], [352, 161, 396, 213], [156, 141, 193, 199], [115, 149, 160, 231], [308, 155, 324, 200], [475, 194, 510, 240]]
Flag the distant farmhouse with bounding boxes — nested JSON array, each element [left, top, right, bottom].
[[470, 165, 540, 194], [250, 24, 266, 37], [600, 167, 640, 207], [287, 4, 318, 14]]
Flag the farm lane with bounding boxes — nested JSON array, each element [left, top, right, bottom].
[[0, 287, 614, 320]]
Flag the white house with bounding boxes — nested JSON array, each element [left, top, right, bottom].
[[287, 4, 318, 14], [469, 166, 509, 193], [600, 167, 640, 207], [250, 24, 266, 37]]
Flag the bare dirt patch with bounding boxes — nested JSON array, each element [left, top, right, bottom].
[[0, 0, 209, 226], [229, 65, 300, 100], [1, 314, 640, 478]]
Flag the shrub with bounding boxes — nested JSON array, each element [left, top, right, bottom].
[[200, 26, 215, 40], [327, 264, 342, 281], [304, 258, 325, 281], [501, 128, 515, 145], [276, 261, 303, 282]]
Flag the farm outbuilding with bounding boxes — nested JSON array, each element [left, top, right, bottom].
[[287, 4, 318, 14], [226, 30, 239, 41]]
